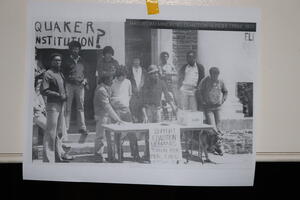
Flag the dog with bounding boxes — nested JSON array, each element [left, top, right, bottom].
[[185, 130, 221, 164], [198, 130, 220, 164]]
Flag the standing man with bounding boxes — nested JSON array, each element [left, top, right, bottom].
[[158, 52, 179, 107], [127, 57, 147, 123], [41, 53, 73, 162], [158, 52, 177, 79], [197, 67, 228, 155], [111, 66, 140, 161], [141, 65, 177, 161], [178, 50, 205, 111], [94, 74, 125, 162], [96, 46, 120, 84], [63, 41, 89, 135]]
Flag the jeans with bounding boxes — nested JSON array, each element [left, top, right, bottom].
[[204, 109, 221, 130], [144, 105, 162, 160], [94, 114, 112, 158], [43, 103, 66, 163], [145, 105, 162, 123], [180, 87, 197, 111], [116, 108, 139, 159], [65, 83, 86, 130]]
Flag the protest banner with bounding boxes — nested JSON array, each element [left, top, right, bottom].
[[34, 21, 124, 50], [149, 125, 183, 164]]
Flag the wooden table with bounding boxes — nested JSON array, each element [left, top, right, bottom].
[[102, 123, 217, 162]]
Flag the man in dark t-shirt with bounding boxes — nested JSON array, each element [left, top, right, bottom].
[[41, 53, 73, 162], [62, 41, 89, 135], [96, 46, 120, 84]]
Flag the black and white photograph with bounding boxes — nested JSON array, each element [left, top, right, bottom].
[[24, 1, 259, 186]]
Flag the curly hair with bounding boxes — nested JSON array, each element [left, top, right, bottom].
[[103, 46, 114, 56]]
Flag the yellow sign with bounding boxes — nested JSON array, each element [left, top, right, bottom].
[[146, 0, 159, 15]]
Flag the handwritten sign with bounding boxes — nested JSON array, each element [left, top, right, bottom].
[[149, 126, 182, 164], [35, 21, 114, 49]]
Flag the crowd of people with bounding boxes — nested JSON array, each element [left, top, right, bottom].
[[33, 41, 228, 163]]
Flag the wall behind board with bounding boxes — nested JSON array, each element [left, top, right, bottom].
[[0, 0, 300, 162]]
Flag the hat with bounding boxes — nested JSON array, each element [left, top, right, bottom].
[[49, 53, 62, 61], [147, 65, 159, 74]]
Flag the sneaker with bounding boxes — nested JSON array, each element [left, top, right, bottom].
[[95, 153, 105, 163], [62, 144, 71, 153], [61, 153, 74, 161], [79, 128, 89, 135]]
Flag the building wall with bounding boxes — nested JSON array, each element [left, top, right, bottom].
[[172, 29, 198, 71]]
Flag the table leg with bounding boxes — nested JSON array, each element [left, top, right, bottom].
[[183, 131, 190, 163], [198, 130, 203, 163], [142, 131, 150, 162], [105, 129, 114, 162], [185, 131, 189, 154], [114, 132, 122, 162]]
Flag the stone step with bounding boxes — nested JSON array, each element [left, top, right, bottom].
[[33, 141, 147, 160], [67, 141, 147, 155], [64, 132, 146, 143], [65, 132, 96, 143]]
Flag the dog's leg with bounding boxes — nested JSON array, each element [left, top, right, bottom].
[[199, 146, 204, 164], [190, 132, 193, 157], [199, 131, 204, 164], [184, 131, 189, 164], [204, 145, 216, 164]]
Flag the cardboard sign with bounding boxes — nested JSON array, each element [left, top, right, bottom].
[[149, 126, 182, 164]]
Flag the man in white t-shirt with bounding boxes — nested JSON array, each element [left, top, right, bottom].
[[111, 66, 141, 161], [178, 51, 205, 111]]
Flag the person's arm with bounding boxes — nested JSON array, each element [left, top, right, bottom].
[[142, 107, 148, 123], [82, 59, 88, 86], [177, 66, 184, 89], [95, 57, 104, 84], [98, 88, 122, 123], [162, 81, 177, 112], [140, 83, 149, 123], [221, 80, 228, 104], [61, 59, 68, 79], [128, 80, 132, 100], [198, 64, 205, 84], [197, 78, 206, 105], [40, 73, 61, 98], [171, 64, 177, 75]]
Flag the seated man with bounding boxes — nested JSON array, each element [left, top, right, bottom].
[[94, 74, 124, 162], [111, 66, 140, 161]]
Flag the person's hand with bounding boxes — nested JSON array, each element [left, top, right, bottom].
[[82, 79, 88, 86], [222, 97, 226, 104], [170, 102, 177, 113], [116, 119, 125, 125], [143, 115, 149, 123], [60, 94, 67, 101]]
